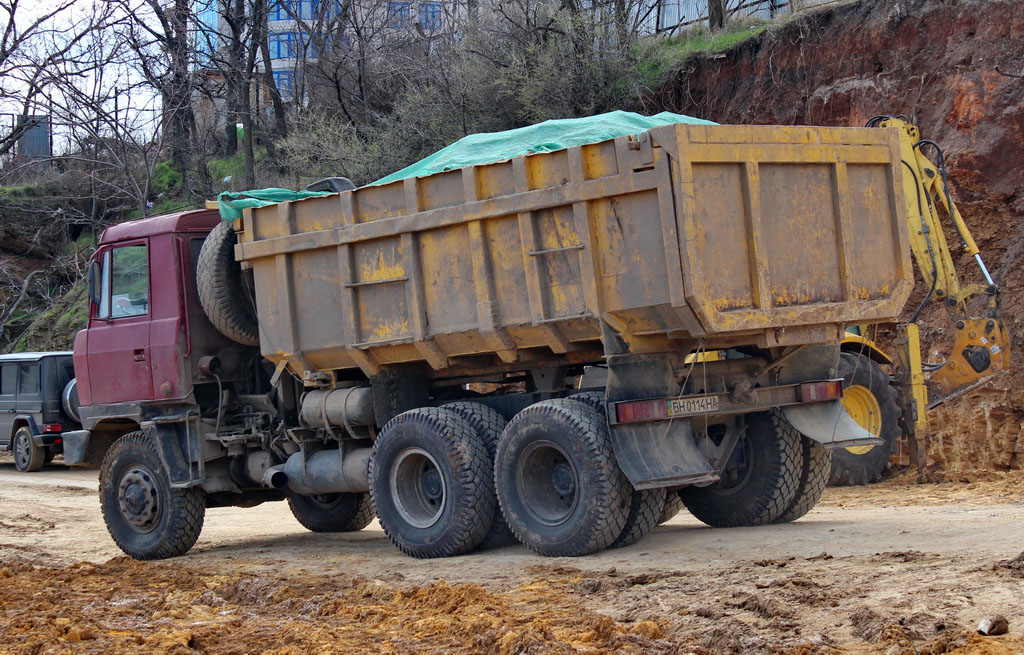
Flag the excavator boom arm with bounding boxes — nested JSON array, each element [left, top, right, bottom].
[[874, 118, 1010, 417]]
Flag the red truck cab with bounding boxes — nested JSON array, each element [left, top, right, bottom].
[[67, 208, 245, 465]]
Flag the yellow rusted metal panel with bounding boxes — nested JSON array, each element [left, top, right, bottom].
[[235, 123, 913, 379]]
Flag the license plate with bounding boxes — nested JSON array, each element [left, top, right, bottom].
[[667, 395, 720, 417]]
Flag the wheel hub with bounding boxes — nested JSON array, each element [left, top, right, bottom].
[[841, 384, 881, 455], [423, 469, 443, 500], [118, 467, 160, 531], [14, 433, 30, 469], [710, 435, 754, 496], [517, 441, 579, 526], [551, 463, 575, 496], [390, 447, 446, 529]]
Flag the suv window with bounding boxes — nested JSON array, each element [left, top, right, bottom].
[[18, 363, 40, 396], [61, 363, 75, 388], [99, 244, 149, 319], [0, 364, 15, 396]]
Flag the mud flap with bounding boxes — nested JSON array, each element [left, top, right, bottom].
[[141, 414, 204, 488], [61, 430, 91, 466], [782, 401, 883, 450], [605, 353, 719, 490], [607, 420, 721, 489]]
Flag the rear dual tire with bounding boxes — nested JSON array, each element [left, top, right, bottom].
[[495, 399, 631, 557], [566, 391, 665, 549], [369, 407, 496, 558], [658, 493, 684, 525], [288, 492, 375, 533], [679, 410, 804, 528], [441, 401, 517, 549]]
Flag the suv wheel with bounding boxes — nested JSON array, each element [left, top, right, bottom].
[[13, 427, 44, 472]]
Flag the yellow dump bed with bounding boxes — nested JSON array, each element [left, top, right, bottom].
[[235, 123, 913, 378]]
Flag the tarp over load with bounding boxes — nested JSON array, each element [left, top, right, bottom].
[[217, 111, 717, 218], [371, 110, 717, 185], [217, 188, 331, 221]]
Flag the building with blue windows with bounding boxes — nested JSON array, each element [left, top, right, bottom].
[[194, 0, 456, 105], [264, 0, 344, 100], [194, 0, 221, 66]]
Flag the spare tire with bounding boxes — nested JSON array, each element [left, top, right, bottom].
[[197, 220, 260, 346], [62, 378, 81, 424]]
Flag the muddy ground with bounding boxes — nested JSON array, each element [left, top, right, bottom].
[[0, 454, 1021, 654]]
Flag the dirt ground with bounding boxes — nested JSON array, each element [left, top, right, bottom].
[[0, 454, 1021, 654]]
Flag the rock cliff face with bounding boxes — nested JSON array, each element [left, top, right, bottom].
[[652, 0, 1024, 471]]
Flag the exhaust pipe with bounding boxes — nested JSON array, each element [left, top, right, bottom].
[[263, 465, 288, 489], [261, 448, 372, 495]]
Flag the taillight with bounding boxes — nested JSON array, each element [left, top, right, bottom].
[[799, 381, 842, 402], [42, 423, 63, 433], [615, 399, 668, 423]]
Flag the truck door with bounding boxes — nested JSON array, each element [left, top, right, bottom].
[[86, 242, 156, 404], [0, 363, 16, 446]]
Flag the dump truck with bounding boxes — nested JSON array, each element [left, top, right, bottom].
[[66, 115, 926, 560]]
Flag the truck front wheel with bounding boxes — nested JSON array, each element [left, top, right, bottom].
[[370, 407, 495, 558], [287, 492, 375, 533], [99, 432, 205, 560], [495, 399, 629, 557], [678, 410, 802, 528]]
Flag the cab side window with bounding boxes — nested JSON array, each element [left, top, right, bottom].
[[99, 244, 149, 319]]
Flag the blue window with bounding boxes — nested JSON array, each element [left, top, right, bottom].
[[269, 0, 343, 21], [268, 32, 318, 59], [270, 0, 315, 21], [272, 70, 295, 98], [387, 1, 411, 27], [268, 32, 298, 59], [420, 2, 442, 30], [266, 31, 294, 58]]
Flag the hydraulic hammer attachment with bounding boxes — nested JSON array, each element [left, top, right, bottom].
[[927, 317, 1011, 407]]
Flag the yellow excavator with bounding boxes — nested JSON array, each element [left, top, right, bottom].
[[827, 116, 1011, 484]]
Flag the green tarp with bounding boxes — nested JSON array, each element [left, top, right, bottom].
[[371, 110, 717, 186], [217, 188, 331, 220], [217, 111, 716, 216]]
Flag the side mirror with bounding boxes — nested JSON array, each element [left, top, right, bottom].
[[87, 259, 101, 306]]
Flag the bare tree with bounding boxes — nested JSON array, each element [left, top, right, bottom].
[[0, 0, 106, 158], [111, 0, 212, 201], [708, 0, 726, 29]]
